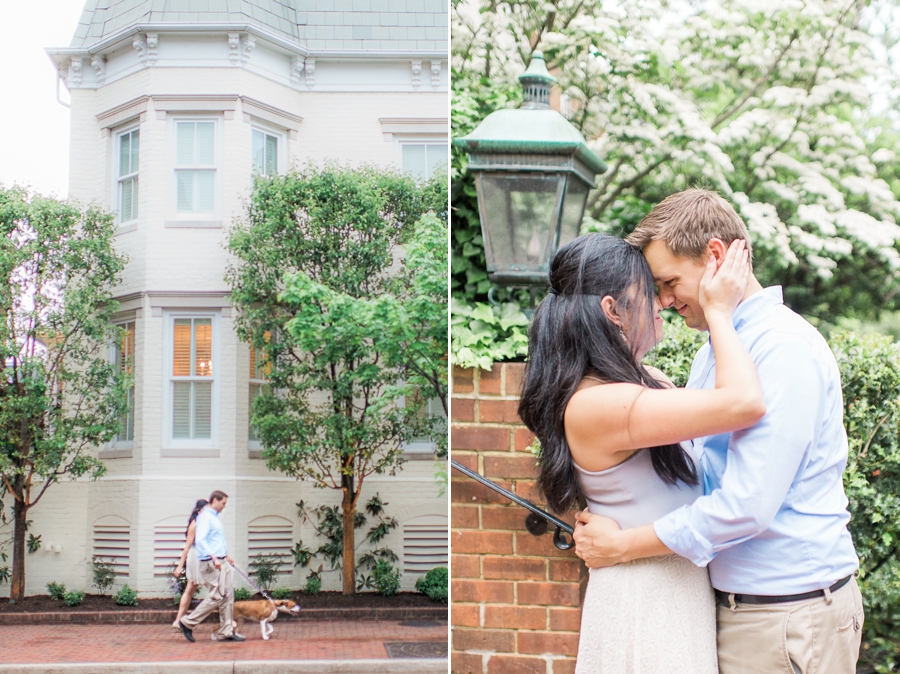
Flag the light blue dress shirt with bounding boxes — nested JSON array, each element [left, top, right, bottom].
[[194, 506, 228, 560], [653, 286, 859, 595]]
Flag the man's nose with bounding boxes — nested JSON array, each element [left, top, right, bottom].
[[658, 288, 675, 309]]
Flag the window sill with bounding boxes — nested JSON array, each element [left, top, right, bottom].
[[248, 447, 263, 460], [99, 446, 133, 459], [161, 447, 220, 458], [164, 220, 223, 229], [402, 450, 438, 461], [116, 222, 138, 235]]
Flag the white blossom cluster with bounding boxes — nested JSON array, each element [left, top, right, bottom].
[[454, 0, 900, 306]]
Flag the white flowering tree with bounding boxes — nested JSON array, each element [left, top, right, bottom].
[[452, 0, 900, 323]]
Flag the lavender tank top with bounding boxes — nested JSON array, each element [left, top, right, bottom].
[[573, 443, 702, 530]]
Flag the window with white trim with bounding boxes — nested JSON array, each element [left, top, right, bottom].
[[248, 340, 270, 445], [114, 321, 135, 443], [166, 314, 217, 445], [401, 143, 448, 181], [252, 128, 280, 176], [403, 391, 446, 454], [175, 120, 216, 213], [117, 128, 139, 223]]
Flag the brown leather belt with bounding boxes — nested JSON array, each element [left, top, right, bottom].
[[714, 575, 852, 606]]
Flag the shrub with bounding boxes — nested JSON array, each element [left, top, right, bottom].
[[304, 567, 323, 595], [371, 560, 401, 597], [271, 587, 293, 599], [46, 582, 66, 600], [234, 587, 253, 601], [64, 590, 85, 607], [91, 557, 117, 595], [249, 553, 282, 593], [114, 584, 138, 606], [415, 566, 447, 603]]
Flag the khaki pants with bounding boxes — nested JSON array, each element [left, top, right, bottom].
[[180, 558, 234, 638], [717, 577, 864, 674]]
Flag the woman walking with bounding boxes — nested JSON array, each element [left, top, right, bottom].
[[172, 499, 207, 628]]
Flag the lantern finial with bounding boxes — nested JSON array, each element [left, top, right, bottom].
[[519, 51, 556, 110]]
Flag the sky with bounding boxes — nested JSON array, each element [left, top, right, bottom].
[[0, 1, 86, 198]]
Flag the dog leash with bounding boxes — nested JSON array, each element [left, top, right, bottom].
[[231, 562, 274, 602]]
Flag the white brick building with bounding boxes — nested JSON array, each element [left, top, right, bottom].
[[3, 0, 448, 598]]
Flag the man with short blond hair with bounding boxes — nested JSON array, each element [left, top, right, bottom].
[[574, 188, 863, 673], [178, 490, 243, 643]]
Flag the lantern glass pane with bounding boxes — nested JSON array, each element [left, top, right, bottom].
[[558, 177, 590, 249], [480, 173, 563, 272]]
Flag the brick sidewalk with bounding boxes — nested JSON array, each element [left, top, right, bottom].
[[0, 619, 448, 665]]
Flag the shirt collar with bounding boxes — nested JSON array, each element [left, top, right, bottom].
[[731, 286, 783, 331], [204, 506, 219, 518]]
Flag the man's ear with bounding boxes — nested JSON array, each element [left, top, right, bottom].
[[600, 295, 621, 326], [706, 238, 728, 269]]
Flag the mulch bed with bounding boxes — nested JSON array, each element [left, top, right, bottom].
[[0, 590, 438, 613]]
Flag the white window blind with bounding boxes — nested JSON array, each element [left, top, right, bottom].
[[172, 318, 213, 440], [118, 129, 139, 222], [402, 143, 448, 181], [175, 121, 215, 213], [115, 322, 135, 442], [252, 129, 278, 176]]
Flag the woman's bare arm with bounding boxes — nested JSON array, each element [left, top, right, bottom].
[[567, 241, 764, 470]]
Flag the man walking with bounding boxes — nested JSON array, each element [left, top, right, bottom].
[[178, 490, 244, 643], [572, 189, 863, 673]]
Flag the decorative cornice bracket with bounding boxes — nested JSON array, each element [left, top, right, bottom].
[[430, 60, 441, 89], [91, 55, 107, 86], [411, 60, 422, 90], [291, 55, 305, 88], [305, 59, 315, 89], [70, 57, 83, 87]]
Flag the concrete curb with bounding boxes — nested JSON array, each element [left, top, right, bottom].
[[0, 660, 448, 674]]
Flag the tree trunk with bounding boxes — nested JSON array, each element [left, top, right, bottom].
[[10, 493, 27, 604], [341, 475, 356, 595]]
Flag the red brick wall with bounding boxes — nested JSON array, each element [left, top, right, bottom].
[[451, 363, 586, 674]]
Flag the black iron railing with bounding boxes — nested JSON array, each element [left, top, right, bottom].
[[451, 460, 574, 550]]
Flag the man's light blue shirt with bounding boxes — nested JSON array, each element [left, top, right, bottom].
[[653, 286, 859, 594], [194, 506, 228, 559]]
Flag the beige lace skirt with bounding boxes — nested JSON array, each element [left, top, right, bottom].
[[576, 555, 718, 673]]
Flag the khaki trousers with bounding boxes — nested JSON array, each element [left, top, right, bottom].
[[180, 558, 234, 638], [717, 576, 864, 674]]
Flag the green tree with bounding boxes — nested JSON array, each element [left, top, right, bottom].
[[0, 187, 129, 603], [226, 165, 445, 594]]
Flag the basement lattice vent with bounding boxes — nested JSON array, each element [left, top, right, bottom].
[[247, 517, 293, 575], [92, 523, 130, 578], [403, 515, 448, 576], [153, 525, 186, 577]]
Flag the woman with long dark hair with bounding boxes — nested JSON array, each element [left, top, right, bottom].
[[172, 499, 208, 629], [517, 233, 764, 673]]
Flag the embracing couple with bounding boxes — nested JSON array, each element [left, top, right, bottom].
[[517, 189, 863, 674]]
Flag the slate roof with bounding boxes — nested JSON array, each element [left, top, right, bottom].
[[69, 0, 448, 51]]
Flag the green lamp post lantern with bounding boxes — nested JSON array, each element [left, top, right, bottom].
[[455, 51, 607, 286]]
